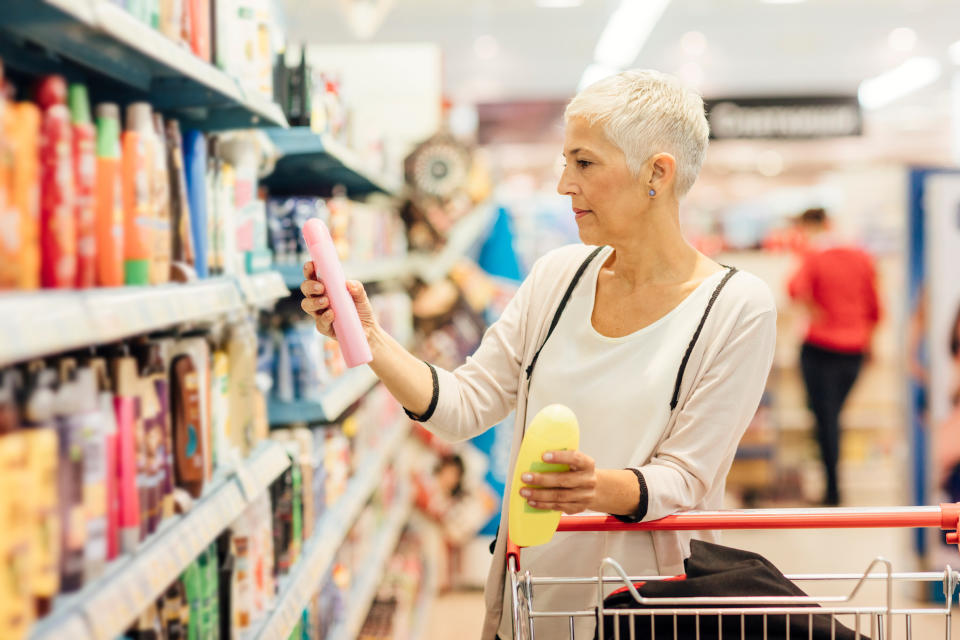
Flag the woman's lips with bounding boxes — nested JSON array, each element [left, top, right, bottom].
[[573, 208, 592, 219]]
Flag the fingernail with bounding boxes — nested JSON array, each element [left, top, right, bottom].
[[543, 452, 554, 461], [520, 489, 530, 497], [521, 474, 533, 483]]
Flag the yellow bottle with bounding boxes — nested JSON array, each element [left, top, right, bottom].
[[508, 404, 580, 547]]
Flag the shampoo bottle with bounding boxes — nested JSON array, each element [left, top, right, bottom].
[[150, 113, 172, 285], [122, 103, 155, 286], [182, 129, 208, 278], [94, 103, 124, 287], [170, 354, 204, 498], [302, 218, 373, 368], [68, 84, 96, 289], [508, 404, 580, 548], [111, 355, 142, 553], [37, 75, 77, 289]]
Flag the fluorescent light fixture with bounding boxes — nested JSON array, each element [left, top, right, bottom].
[[858, 57, 942, 109], [593, 0, 672, 68], [949, 39, 960, 65], [536, 0, 583, 7], [578, 63, 619, 90]]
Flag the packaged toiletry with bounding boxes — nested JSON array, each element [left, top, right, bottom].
[[20, 365, 60, 615], [210, 349, 230, 470], [37, 75, 77, 288], [76, 365, 108, 583], [136, 340, 174, 529], [170, 353, 204, 498], [173, 337, 211, 481], [150, 113, 172, 285], [111, 355, 142, 553], [89, 357, 120, 561], [166, 119, 195, 276], [54, 361, 86, 592], [226, 321, 257, 454], [94, 103, 125, 287], [123, 103, 154, 286], [69, 84, 96, 289], [182, 129, 208, 278], [1, 101, 41, 290]]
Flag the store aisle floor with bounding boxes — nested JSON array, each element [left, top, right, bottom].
[[428, 526, 959, 638]]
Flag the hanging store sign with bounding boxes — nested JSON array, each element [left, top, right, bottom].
[[705, 96, 862, 139]]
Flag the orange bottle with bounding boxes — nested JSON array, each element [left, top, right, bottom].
[[122, 103, 154, 286], [12, 103, 41, 291], [94, 104, 124, 287]]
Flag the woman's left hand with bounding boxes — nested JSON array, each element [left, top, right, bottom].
[[519, 450, 598, 515]]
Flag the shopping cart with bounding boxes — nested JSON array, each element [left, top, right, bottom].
[[506, 504, 960, 640]]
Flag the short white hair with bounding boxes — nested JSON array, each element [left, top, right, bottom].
[[565, 69, 709, 197]]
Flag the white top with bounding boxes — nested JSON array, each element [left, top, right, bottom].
[[414, 244, 777, 640], [497, 249, 729, 638]]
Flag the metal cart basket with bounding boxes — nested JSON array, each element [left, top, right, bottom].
[[506, 504, 960, 640]]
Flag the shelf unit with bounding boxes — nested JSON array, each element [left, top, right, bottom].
[[276, 256, 414, 289], [262, 128, 400, 198], [29, 441, 292, 640], [327, 492, 413, 640], [267, 365, 379, 426], [408, 204, 495, 284], [0, 0, 287, 130], [0, 273, 289, 368], [251, 416, 412, 640]]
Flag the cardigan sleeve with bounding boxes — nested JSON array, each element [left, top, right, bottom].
[[413, 264, 536, 442], [636, 297, 777, 521]]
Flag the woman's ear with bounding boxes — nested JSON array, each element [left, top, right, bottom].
[[648, 153, 677, 194]]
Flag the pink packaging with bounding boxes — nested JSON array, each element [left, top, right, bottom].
[[302, 218, 372, 368]]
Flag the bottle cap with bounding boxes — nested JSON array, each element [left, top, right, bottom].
[[302, 217, 332, 248], [124, 260, 150, 286], [35, 75, 67, 109], [125, 102, 154, 133], [95, 103, 121, 157], [67, 83, 92, 124]]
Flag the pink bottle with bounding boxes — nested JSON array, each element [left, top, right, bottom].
[[302, 218, 373, 368]]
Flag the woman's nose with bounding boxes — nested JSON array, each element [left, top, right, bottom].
[[556, 167, 578, 196]]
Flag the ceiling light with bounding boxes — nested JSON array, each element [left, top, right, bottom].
[[578, 63, 619, 90], [858, 57, 941, 110], [594, 0, 672, 68], [681, 31, 707, 57], [949, 40, 960, 65], [536, 0, 583, 7], [473, 35, 500, 60], [888, 27, 917, 53], [760, 0, 806, 4]]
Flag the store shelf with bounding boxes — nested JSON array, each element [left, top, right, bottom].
[[29, 441, 291, 640], [0, 0, 287, 131], [328, 493, 413, 640], [267, 365, 379, 426], [408, 204, 495, 284], [252, 416, 412, 640], [0, 273, 290, 368], [262, 128, 401, 198], [236, 272, 290, 307], [276, 255, 414, 290]]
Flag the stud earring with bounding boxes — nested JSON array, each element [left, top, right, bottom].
[[648, 189, 656, 197]]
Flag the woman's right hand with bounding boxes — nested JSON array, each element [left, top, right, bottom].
[[300, 261, 379, 341]]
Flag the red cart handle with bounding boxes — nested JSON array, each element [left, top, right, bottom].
[[506, 503, 960, 570]]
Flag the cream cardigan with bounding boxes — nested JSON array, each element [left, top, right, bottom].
[[414, 243, 777, 639]]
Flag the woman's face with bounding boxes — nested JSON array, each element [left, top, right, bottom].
[[556, 116, 650, 246]]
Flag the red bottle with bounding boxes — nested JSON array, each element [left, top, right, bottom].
[[37, 76, 76, 289], [69, 84, 96, 288]]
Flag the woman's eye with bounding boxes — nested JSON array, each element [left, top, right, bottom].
[[576, 160, 591, 169]]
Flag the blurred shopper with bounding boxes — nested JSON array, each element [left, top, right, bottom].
[[301, 70, 777, 639], [788, 208, 881, 506]]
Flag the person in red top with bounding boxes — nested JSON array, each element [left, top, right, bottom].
[[788, 208, 881, 505]]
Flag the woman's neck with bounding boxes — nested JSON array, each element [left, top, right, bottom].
[[603, 205, 706, 289]]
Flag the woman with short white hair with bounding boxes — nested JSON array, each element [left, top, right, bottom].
[[300, 69, 777, 639]]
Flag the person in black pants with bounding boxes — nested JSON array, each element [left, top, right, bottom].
[[799, 344, 864, 506], [788, 208, 881, 506]]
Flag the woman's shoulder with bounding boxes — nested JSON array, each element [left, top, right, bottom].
[[720, 267, 778, 319]]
